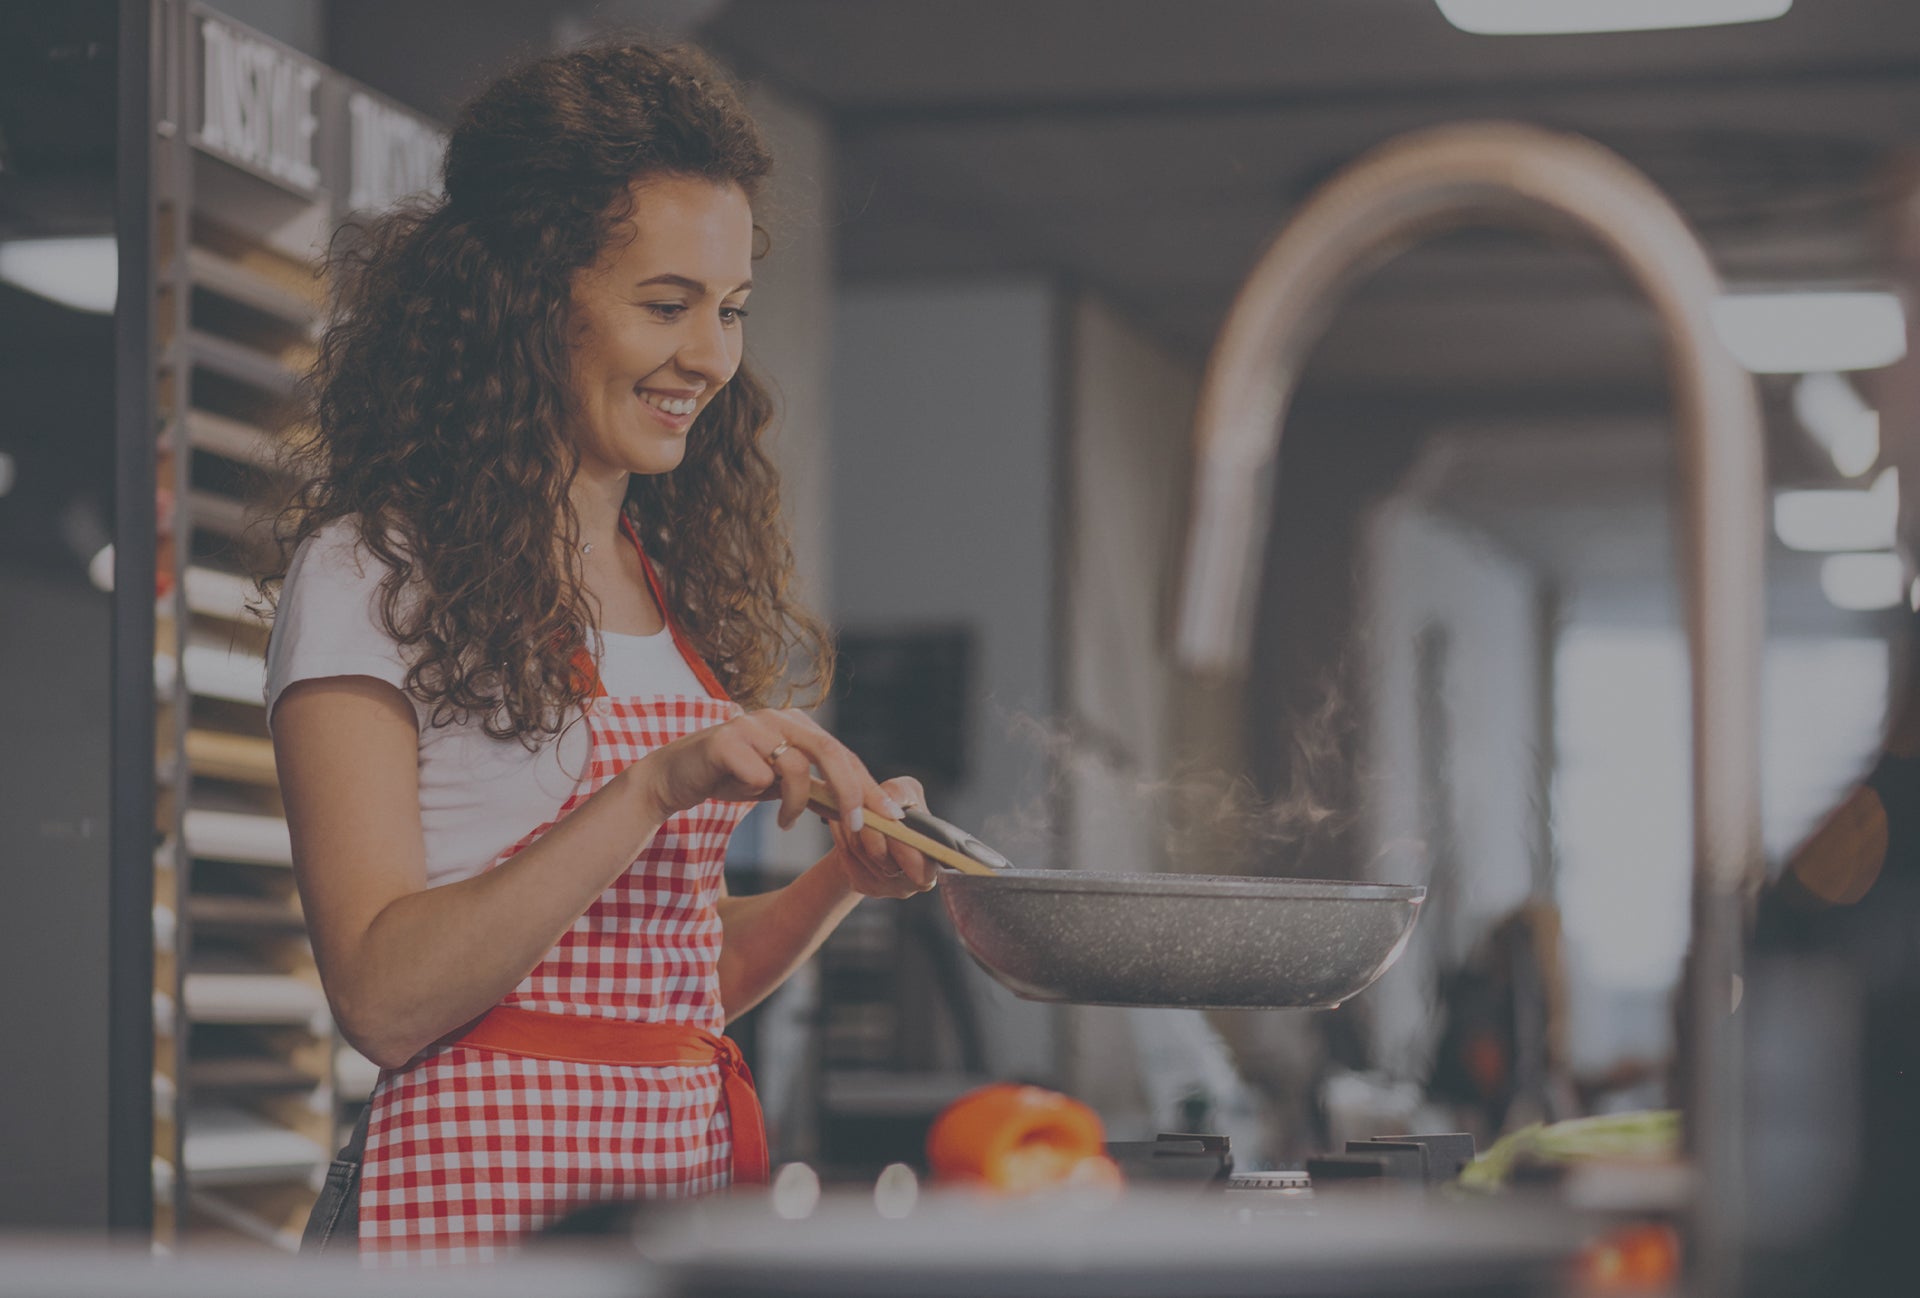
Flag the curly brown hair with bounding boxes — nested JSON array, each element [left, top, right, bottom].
[[265, 41, 831, 743]]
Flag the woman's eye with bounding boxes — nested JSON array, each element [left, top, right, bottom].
[[644, 301, 689, 320], [720, 306, 749, 325]]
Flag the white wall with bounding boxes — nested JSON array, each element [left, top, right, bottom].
[[1552, 627, 1890, 1075], [1063, 297, 1197, 875], [1360, 497, 1546, 1076], [1054, 298, 1272, 1153], [715, 86, 837, 1143], [725, 83, 836, 872], [745, 85, 834, 617], [830, 281, 1059, 841], [830, 278, 1061, 1079]]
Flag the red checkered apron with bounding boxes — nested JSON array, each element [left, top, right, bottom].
[[357, 535, 766, 1263]]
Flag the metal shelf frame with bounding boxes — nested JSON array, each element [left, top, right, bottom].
[[143, 0, 443, 1250]]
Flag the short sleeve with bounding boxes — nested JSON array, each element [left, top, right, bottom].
[[264, 519, 419, 732]]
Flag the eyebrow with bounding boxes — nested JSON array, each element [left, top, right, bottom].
[[634, 273, 753, 295]]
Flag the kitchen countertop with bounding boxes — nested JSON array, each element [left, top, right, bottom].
[[629, 1184, 1590, 1297]]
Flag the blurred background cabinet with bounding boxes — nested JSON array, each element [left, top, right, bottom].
[[0, 1, 143, 1233]]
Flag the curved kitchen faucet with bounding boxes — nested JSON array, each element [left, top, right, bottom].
[[1174, 121, 1765, 1292]]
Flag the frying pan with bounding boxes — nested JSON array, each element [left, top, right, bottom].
[[809, 782, 1423, 1010]]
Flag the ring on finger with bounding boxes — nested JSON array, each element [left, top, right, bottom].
[[766, 740, 792, 763]]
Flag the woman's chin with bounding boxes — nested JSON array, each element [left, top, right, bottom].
[[625, 441, 689, 476]]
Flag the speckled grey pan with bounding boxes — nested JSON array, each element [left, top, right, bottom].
[[937, 870, 1425, 1009], [887, 803, 1425, 1009]]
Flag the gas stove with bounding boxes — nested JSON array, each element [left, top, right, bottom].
[[1104, 1131, 1477, 1196], [633, 1144, 1586, 1298]]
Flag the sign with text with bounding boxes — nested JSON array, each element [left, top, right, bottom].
[[184, 4, 444, 216], [346, 91, 445, 215], [193, 13, 322, 194]]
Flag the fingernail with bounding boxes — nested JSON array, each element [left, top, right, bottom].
[[849, 806, 865, 833], [880, 796, 905, 819]]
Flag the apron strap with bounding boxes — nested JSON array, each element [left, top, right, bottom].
[[565, 517, 734, 705], [452, 1005, 770, 1186], [621, 514, 733, 704]]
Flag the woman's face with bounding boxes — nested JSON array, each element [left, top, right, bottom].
[[566, 176, 755, 479]]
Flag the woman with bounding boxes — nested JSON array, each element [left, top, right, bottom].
[[265, 42, 933, 1262]]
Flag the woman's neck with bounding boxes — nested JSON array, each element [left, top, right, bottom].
[[570, 469, 630, 554]]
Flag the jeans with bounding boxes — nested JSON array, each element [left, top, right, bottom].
[[299, 1106, 369, 1255]]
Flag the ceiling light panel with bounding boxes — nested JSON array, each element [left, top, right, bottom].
[[1821, 552, 1905, 613], [1792, 373, 1881, 479], [0, 237, 118, 315], [1773, 469, 1900, 553], [1711, 292, 1906, 375], [1435, 1, 1792, 36]]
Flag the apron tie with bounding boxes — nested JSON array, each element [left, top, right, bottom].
[[707, 1033, 770, 1186], [452, 1005, 770, 1186]]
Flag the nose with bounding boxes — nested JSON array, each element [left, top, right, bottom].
[[674, 307, 737, 386]]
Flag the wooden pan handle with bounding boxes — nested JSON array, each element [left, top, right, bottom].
[[807, 779, 1001, 878]]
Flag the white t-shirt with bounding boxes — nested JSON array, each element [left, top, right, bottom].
[[264, 518, 712, 888]]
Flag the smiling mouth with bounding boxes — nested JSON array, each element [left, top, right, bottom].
[[638, 390, 699, 417]]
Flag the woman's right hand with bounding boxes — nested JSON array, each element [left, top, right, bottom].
[[628, 707, 898, 834]]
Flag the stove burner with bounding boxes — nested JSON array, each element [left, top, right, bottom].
[[1310, 1133, 1478, 1187], [1105, 1131, 1477, 1195], [1104, 1134, 1233, 1189], [1224, 1170, 1312, 1193]]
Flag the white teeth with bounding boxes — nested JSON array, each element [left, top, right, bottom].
[[640, 391, 697, 416]]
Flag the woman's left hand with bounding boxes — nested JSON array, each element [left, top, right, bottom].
[[828, 775, 937, 899]]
